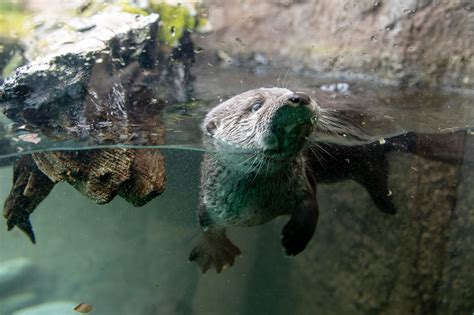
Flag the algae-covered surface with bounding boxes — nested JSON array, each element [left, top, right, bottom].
[[0, 1, 30, 38], [77, 0, 207, 47]]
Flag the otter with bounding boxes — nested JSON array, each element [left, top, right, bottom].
[[189, 88, 329, 273], [188, 87, 472, 273]]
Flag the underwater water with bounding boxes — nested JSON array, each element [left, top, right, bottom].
[[0, 65, 474, 315]]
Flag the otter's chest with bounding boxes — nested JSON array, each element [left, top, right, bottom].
[[203, 166, 307, 226]]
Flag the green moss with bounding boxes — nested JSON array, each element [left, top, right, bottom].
[[76, 0, 149, 17], [76, 1, 205, 47], [0, 0, 25, 12], [148, 2, 197, 47], [0, 11, 30, 38], [115, 0, 149, 16], [109, 1, 209, 48], [0, 0, 30, 38]]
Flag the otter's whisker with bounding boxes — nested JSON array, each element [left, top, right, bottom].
[[307, 145, 328, 169], [282, 69, 290, 89], [246, 153, 262, 176], [294, 79, 302, 90], [276, 71, 284, 88], [316, 107, 370, 143], [239, 152, 259, 175], [255, 154, 267, 177], [312, 142, 334, 160], [253, 154, 270, 182], [237, 151, 259, 167], [264, 156, 271, 179]]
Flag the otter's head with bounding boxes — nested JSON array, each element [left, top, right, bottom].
[[203, 88, 319, 156]]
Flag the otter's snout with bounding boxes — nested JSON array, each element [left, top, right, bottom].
[[287, 92, 311, 106]]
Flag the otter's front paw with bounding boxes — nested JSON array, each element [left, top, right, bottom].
[[281, 219, 315, 256], [189, 230, 241, 273]]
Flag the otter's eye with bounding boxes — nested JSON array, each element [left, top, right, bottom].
[[250, 100, 263, 112]]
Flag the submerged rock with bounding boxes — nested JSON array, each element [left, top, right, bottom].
[[33, 145, 166, 206]]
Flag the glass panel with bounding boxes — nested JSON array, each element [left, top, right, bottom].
[[1, 1, 473, 314]]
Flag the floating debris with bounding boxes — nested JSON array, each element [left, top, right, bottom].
[[378, 137, 386, 144], [74, 303, 93, 313], [18, 133, 41, 144], [320, 82, 350, 94], [320, 84, 336, 92]]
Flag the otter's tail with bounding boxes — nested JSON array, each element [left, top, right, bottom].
[[308, 128, 472, 215], [382, 130, 469, 165]]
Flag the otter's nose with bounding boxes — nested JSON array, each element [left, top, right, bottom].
[[288, 92, 311, 106]]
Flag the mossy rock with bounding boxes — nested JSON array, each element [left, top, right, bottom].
[[78, 0, 207, 48], [148, 1, 202, 47]]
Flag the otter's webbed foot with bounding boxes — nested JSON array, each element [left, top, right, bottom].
[[282, 195, 318, 256], [189, 228, 241, 273], [355, 157, 397, 215]]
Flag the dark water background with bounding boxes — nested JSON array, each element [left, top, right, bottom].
[[1, 67, 474, 314]]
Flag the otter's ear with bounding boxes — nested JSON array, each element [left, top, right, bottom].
[[205, 120, 218, 136]]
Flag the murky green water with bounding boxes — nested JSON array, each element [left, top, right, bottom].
[[1, 65, 474, 314]]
